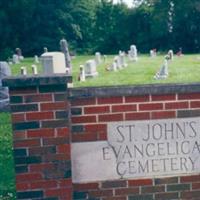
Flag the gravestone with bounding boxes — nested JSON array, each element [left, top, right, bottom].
[[41, 52, 66, 74], [31, 65, 38, 75], [129, 45, 138, 61], [168, 50, 174, 60], [154, 55, 169, 80], [150, 49, 157, 57], [16, 48, 24, 60], [0, 62, 11, 111], [84, 60, 98, 77], [119, 52, 127, 68], [114, 56, 122, 70], [12, 54, 19, 64], [34, 55, 39, 63], [60, 38, 72, 74], [20, 66, 27, 75], [78, 65, 85, 82], [44, 47, 48, 53], [95, 52, 102, 65]]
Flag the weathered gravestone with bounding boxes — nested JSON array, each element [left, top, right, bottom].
[[0, 62, 11, 111], [78, 65, 86, 82], [128, 45, 138, 61], [34, 55, 39, 63], [119, 52, 127, 68], [60, 38, 72, 74], [154, 55, 169, 79], [84, 60, 98, 78], [41, 52, 66, 74], [12, 54, 19, 64], [95, 52, 102, 65], [168, 49, 174, 60]]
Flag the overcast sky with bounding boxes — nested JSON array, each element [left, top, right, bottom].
[[112, 0, 133, 7]]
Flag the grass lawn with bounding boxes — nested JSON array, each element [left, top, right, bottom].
[[10, 54, 200, 87], [1, 54, 200, 199]]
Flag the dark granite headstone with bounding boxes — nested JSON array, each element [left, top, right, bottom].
[[60, 38, 72, 74], [0, 62, 11, 111]]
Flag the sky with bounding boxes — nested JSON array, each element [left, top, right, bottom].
[[112, 0, 133, 7]]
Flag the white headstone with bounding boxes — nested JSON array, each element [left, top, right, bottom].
[[85, 59, 98, 77], [31, 65, 38, 75], [154, 56, 169, 79], [34, 55, 39, 63], [129, 45, 138, 61], [79, 65, 85, 82], [168, 50, 174, 60], [114, 56, 122, 70], [41, 52, 66, 74], [119, 52, 127, 67], [12, 54, 19, 64], [95, 52, 102, 65]]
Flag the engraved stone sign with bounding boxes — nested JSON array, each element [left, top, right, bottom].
[[72, 117, 200, 183]]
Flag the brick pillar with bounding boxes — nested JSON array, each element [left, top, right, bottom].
[[3, 75, 73, 200]]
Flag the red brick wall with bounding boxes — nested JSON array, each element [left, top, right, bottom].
[[6, 78, 73, 200], [3, 76, 200, 200], [71, 93, 200, 200]]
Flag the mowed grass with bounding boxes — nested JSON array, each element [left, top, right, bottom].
[[0, 113, 16, 200], [1, 54, 200, 199], [10, 54, 200, 87]]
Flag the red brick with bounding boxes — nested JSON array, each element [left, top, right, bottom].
[[43, 137, 69, 146], [29, 163, 54, 172], [44, 154, 70, 162], [14, 139, 40, 148], [98, 114, 123, 122], [16, 173, 42, 182], [115, 187, 139, 195], [151, 94, 176, 101], [16, 183, 30, 191], [180, 175, 200, 183], [191, 101, 200, 108], [45, 188, 72, 198], [85, 124, 107, 132], [30, 180, 57, 189], [26, 111, 54, 120], [125, 112, 150, 120], [58, 179, 72, 187], [84, 106, 110, 114], [27, 128, 54, 138], [40, 102, 68, 111], [89, 189, 113, 197], [14, 131, 26, 140], [151, 111, 176, 119], [24, 94, 52, 103], [125, 95, 150, 103], [72, 115, 96, 124], [12, 113, 25, 122], [56, 127, 70, 137], [57, 144, 71, 154], [72, 133, 97, 142], [112, 104, 137, 112], [73, 183, 99, 191], [139, 103, 163, 111], [128, 179, 153, 186], [178, 93, 200, 100], [71, 98, 96, 106], [98, 97, 123, 104], [29, 146, 56, 156], [192, 182, 200, 190], [165, 102, 189, 109]]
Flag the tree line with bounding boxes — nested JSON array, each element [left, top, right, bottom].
[[0, 0, 199, 59]]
